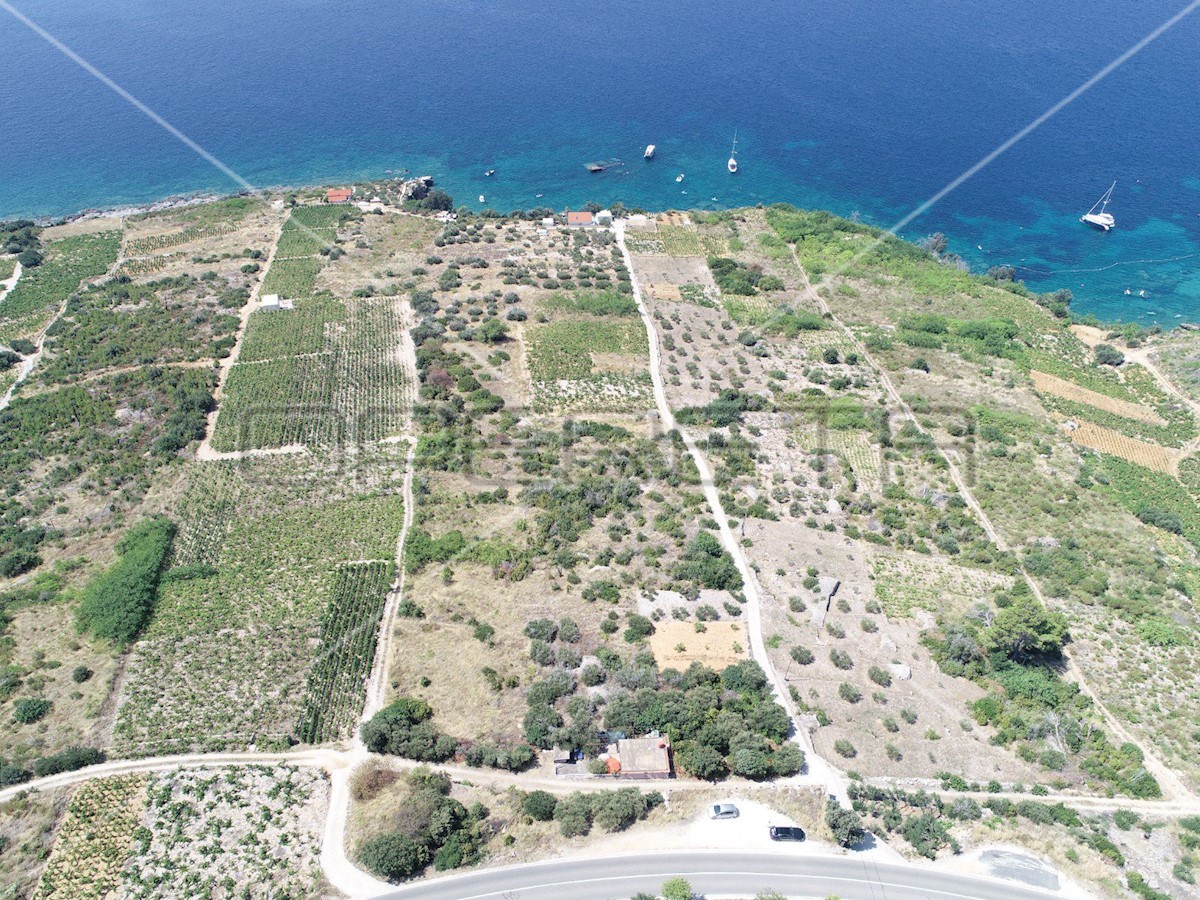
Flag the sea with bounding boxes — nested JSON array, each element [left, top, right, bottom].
[[3, 0, 1199, 325]]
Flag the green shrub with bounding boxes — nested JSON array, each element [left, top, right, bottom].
[[868, 666, 892, 687], [13, 698, 51, 724], [359, 832, 432, 881], [522, 790, 558, 821], [838, 683, 862, 704], [75, 517, 175, 645], [790, 646, 814, 665]]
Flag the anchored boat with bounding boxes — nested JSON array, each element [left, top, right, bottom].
[[1081, 181, 1116, 231], [585, 159, 622, 173], [644, 144, 656, 160]]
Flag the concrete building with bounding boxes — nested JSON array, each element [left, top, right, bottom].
[[614, 735, 672, 779]]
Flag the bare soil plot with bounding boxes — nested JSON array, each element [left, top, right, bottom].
[[647, 621, 749, 670], [1032, 370, 1167, 426], [1065, 420, 1180, 474], [628, 255, 715, 288], [656, 212, 691, 227]]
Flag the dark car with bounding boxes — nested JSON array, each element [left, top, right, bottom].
[[769, 826, 806, 842]]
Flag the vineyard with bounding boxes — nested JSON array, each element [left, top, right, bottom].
[[211, 349, 409, 450], [0, 231, 120, 342], [721, 295, 774, 325], [124, 221, 238, 255], [295, 561, 394, 743], [1031, 369, 1166, 425], [113, 624, 313, 756], [33, 776, 145, 900], [623, 234, 667, 255], [530, 371, 655, 414], [239, 296, 345, 361], [213, 296, 409, 451], [792, 423, 882, 488], [275, 225, 337, 258], [117, 252, 182, 278], [122, 765, 327, 899], [255, 205, 357, 298], [870, 552, 1014, 618], [116, 489, 406, 755], [525, 321, 647, 381], [260, 256, 325, 298], [657, 225, 705, 257], [1067, 421, 1180, 474]]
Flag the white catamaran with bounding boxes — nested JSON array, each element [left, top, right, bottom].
[[727, 132, 738, 174], [1081, 182, 1116, 231]]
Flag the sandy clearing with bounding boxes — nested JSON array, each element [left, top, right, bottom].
[[1068, 324, 1107, 348]]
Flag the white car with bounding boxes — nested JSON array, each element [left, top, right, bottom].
[[710, 803, 740, 819]]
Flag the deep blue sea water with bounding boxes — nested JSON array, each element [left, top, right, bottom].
[[3, 0, 1199, 324]]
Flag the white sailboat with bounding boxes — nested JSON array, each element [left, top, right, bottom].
[[727, 131, 738, 174], [644, 144, 656, 160], [1081, 182, 1116, 231]]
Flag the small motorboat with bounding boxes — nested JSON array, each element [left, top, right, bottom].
[[644, 144, 656, 159], [727, 131, 739, 174], [478, 195, 486, 203], [484, 169, 495, 177], [676, 173, 685, 183]]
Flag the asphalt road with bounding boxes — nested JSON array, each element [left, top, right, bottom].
[[372, 851, 1065, 900]]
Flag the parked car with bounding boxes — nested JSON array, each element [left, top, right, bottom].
[[769, 825, 806, 842], [710, 803, 739, 819]]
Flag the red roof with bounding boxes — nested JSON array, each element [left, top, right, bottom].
[[327, 188, 353, 204], [567, 211, 594, 225]]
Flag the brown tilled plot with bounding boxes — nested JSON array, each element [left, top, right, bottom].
[[648, 621, 748, 670], [1032, 370, 1167, 426]]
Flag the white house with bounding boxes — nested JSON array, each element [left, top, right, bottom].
[[595, 209, 613, 225], [260, 294, 281, 311]]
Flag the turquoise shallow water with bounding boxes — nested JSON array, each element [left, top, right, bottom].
[[1, 0, 1198, 325]]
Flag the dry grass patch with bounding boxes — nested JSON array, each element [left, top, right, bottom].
[[1032, 370, 1166, 426], [648, 621, 748, 670], [3, 604, 119, 762], [645, 283, 683, 303], [39, 218, 125, 240], [0, 789, 71, 899], [1066, 421, 1180, 474]]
